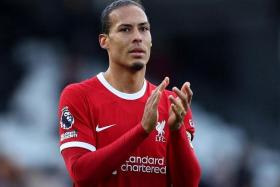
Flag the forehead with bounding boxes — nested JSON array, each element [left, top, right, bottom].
[[109, 5, 148, 27]]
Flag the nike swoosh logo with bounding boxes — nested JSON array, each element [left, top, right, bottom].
[[96, 124, 116, 132]]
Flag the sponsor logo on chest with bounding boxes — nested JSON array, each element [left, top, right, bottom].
[[121, 156, 166, 174]]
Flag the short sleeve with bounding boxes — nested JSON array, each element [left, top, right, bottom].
[[58, 84, 96, 153]]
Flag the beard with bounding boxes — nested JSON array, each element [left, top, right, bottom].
[[130, 62, 145, 71]]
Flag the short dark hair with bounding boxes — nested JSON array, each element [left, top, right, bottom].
[[100, 0, 146, 34]]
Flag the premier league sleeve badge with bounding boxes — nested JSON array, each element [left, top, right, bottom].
[[60, 106, 75, 130]]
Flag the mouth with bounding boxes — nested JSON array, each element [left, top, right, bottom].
[[129, 48, 146, 55], [128, 48, 146, 58]]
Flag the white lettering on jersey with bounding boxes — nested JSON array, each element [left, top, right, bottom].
[[121, 156, 166, 174], [60, 130, 78, 141]]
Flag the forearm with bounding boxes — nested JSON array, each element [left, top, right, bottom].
[[168, 125, 201, 187], [62, 123, 149, 185]]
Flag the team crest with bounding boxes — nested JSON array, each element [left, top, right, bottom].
[[60, 106, 74, 130], [156, 120, 166, 142]]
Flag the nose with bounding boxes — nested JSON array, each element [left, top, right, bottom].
[[132, 29, 142, 43]]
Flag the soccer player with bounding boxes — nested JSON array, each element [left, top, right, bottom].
[[58, 0, 201, 186]]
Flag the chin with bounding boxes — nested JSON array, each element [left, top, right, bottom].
[[130, 62, 145, 71]]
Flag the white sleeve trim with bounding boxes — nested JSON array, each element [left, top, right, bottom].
[[60, 141, 96, 152]]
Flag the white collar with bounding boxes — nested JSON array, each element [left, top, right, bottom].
[[97, 72, 147, 100]]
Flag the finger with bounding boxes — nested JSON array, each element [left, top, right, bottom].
[[157, 77, 169, 92], [169, 95, 186, 115], [148, 89, 158, 103], [148, 77, 169, 106], [171, 103, 185, 120], [146, 77, 169, 110], [149, 77, 168, 100], [181, 82, 193, 104], [152, 90, 162, 109], [172, 87, 188, 110]]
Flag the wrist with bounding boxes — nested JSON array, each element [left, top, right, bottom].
[[169, 122, 184, 131], [141, 122, 153, 133]]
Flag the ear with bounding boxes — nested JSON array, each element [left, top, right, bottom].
[[99, 34, 109, 50]]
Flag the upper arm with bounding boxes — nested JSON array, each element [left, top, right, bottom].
[[58, 85, 96, 153]]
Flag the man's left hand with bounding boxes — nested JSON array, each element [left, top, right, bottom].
[[167, 82, 193, 130]]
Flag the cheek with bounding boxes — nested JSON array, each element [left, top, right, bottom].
[[146, 33, 152, 43], [144, 35, 152, 48], [110, 42, 127, 57], [146, 49, 151, 59], [112, 39, 127, 51], [145, 40, 152, 55]]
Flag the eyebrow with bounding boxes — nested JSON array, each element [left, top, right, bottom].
[[118, 22, 150, 27]]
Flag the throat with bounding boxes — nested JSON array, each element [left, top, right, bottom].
[[121, 80, 145, 93], [103, 71, 145, 94]]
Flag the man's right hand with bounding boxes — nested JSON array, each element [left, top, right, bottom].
[[141, 77, 169, 133]]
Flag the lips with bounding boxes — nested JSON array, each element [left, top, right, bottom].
[[129, 48, 145, 54]]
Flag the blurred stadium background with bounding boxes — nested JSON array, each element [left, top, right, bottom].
[[0, 0, 279, 186]]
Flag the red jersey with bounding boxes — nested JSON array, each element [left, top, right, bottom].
[[58, 73, 201, 187]]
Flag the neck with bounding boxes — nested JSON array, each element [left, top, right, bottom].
[[104, 65, 146, 94]]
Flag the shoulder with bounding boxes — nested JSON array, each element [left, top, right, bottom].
[[58, 77, 100, 114], [60, 76, 99, 99]]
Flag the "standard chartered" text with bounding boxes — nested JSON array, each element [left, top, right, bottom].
[[121, 156, 166, 174]]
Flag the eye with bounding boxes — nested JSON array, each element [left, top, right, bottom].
[[119, 28, 130, 32], [140, 26, 149, 32]]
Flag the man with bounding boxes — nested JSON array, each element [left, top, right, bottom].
[[58, 0, 201, 186]]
